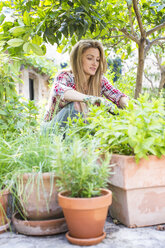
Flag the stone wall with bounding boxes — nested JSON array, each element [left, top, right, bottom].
[[16, 67, 50, 104]]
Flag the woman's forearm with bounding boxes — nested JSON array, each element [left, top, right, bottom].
[[64, 89, 87, 102]]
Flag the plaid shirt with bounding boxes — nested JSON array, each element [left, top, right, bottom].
[[44, 71, 126, 121]]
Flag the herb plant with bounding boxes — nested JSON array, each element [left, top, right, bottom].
[[67, 94, 165, 162], [53, 137, 112, 198]]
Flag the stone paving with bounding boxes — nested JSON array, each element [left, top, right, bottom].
[[0, 217, 165, 248]]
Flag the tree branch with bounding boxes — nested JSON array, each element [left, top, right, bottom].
[[108, 27, 140, 45], [104, 38, 125, 48], [120, 28, 140, 45], [127, 2, 135, 35], [144, 37, 165, 57], [101, 34, 124, 39], [146, 22, 165, 37], [132, 0, 146, 37], [155, 53, 162, 70], [144, 73, 154, 89]]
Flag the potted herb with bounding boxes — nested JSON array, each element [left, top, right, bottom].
[[67, 94, 165, 227], [9, 131, 68, 236], [53, 137, 113, 246]]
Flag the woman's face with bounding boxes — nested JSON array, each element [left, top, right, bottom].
[[82, 48, 100, 79]]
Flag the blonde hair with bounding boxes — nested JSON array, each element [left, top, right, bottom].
[[70, 39, 107, 97]]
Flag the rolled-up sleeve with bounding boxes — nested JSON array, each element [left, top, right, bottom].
[[53, 72, 74, 100], [101, 76, 127, 107], [44, 72, 74, 121]]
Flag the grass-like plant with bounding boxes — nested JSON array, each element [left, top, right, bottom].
[[52, 136, 113, 198]]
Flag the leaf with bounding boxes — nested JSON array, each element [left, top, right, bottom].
[[23, 42, 31, 53], [23, 11, 31, 26], [80, 0, 89, 10], [32, 35, 42, 45], [7, 38, 24, 47], [9, 26, 26, 36], [30, 43, 44, 56], [0, 14, 5, 25], [0, 110, 7, 116], [41, 44, 46, 55]]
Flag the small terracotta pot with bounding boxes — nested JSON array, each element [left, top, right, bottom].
[[0, 189, 10, 233], [17, 172, 63, 220], [58, 189, 112, 242]]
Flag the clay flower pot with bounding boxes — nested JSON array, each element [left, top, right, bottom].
[[12, 212, 68, 236], [17, 172, 63, 220], [0, 189, 10, 234], [108, 154, 165, 227], [58, 188, 112, 246]]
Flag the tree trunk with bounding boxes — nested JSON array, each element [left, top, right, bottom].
[[134, 39, 145, 99], [159, 67, 165, 93]]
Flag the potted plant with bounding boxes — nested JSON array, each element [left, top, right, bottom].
[[9, 131, 68, 236], [0, 136, 15, 233], [67, 94, 165, 227], [52, 137, 113, 246]]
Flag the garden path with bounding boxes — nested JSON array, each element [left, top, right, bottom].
[[0, 217, 164, 248]]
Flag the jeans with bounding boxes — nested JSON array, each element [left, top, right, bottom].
[[41, 102, 80, 134]]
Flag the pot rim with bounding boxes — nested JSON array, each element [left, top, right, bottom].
[[17, 172, 58, 180], [58, 188, 112, 210]]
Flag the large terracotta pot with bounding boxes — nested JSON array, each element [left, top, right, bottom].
[[58, 189, 112, 245], [108, 154, 165, 227], [0, 189, 10, 233], [17, 172, 63, 220]]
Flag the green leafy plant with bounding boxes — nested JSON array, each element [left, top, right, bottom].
[[67, 94, 165, 162], [23, 55, 58, 82], [53, 136, 112, 198], [105, 68, 136, 98], [0, 96, 39, 140], [0, 137, 16, 190], [0, 52, 39, 140]]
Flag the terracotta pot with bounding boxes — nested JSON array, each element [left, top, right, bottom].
[[12, 212, 68, 236], [58, 188, 112, 244], [108, 154, 165, 227], [0, 189, 10, 233], [17, 172, 63, 220]]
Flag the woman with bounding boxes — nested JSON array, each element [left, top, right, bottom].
[[44, 39, 128, 129]]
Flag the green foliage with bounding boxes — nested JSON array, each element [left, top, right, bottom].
[[0, 130, 113, 198], [8, 132, 60, 175], [53, 136, 112, 198], [0, 53, 22, 102], [67, 94, 165, 162], [0, 52, 39, 140], [0, 96, 39, 140], [23, 55, 57, 80], [0, 131, 58, 189], [0, 0, 102, 56], [0, 137, 16, 190], [105, 68, 136, 98]]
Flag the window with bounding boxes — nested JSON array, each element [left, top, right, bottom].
[[29, 78, 34, 100]]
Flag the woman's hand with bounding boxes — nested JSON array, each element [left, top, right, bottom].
[[119, 97, 129, 108], [83, 95, 114, 111]]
